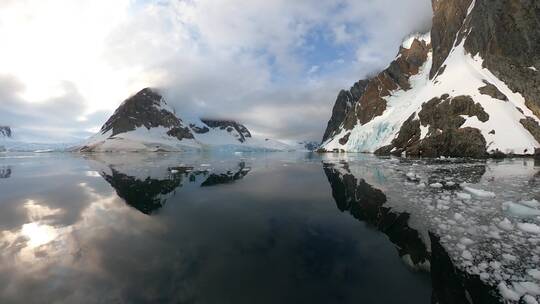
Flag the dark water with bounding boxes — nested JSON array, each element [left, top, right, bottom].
[[0, 152, 432, 304]]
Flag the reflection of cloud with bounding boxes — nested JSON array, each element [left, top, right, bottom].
[[21, 223, 57, 248]]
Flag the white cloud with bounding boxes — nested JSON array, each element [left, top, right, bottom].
[[0, 0, 432, 142]]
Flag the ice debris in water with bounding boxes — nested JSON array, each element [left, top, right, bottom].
[[517, 223, 540, 234], [360, 158, 540, 303], [462, 186, 496, 198]]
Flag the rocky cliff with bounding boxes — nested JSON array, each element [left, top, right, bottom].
[[321, 0, 540, 157]]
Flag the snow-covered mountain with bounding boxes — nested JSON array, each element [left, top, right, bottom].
[[80, 88, 295, 152], [321, 0, 540, 158]]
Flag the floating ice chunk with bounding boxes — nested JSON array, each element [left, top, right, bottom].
[[528, 269, 540, 280], [529, 66, 538, 72], [503, 202, 540, 218], [170, 169, 179, 174], [521, 199, 540, 208], [456, 192, 472, 200], [446, 181, 455, 186], [462, 250, 473, 260], [200, 164, 211, 167], [454, 213, 465, 222], [498, 282, 521, 301], [517, 223, 540, 234], [503, 253, 518, 262], [430, 182, 443, 188], [520, 282, 540, 296], [523, 295, 539, 304], [498, 218, 514, 231], [460, 237, 475, 246], [490, 261, 502, 269], [463, 186, 496, 198]]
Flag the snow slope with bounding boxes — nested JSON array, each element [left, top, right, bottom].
[[80, 89, 295, 153], [322, 0, 540, 155], [322, 31, 540, 154]]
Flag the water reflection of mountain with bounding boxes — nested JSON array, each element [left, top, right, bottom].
[[322, 161, 500, 304], [99, 161, 251, 215], [201, 162, 251, 187], [323, 162, 429, 269], [0, 166, 11, 179]]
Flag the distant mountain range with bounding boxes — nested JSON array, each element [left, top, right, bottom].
[[79, 88, 318, 152], [320, 0, 540, 158]]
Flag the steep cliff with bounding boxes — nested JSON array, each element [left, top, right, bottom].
[[321, 0, 540, 157]]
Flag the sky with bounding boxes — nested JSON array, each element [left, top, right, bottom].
[[0, 0, 432, 143]]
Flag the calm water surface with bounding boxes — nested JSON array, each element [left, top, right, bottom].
[[0, 152, 434, 303]]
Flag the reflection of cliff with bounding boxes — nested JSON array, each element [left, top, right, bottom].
[[0, 166, 11, 179], [201, 162, 251, 187], [100, 162, 251, 215], [323, 161, 500, 304], [323, 162, 429, 267], [430, 233, 501, 304], [101, 168, 187, 215]]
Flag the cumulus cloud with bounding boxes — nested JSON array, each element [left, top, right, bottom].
[[0, 0, 432, 142]]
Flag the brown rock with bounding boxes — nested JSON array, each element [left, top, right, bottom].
[[478, 81, 508, 101], [520, 116, 540, 144], [430, 0, 473, 79], [339, 132, 351, 145]]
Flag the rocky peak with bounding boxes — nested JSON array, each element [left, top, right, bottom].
[[322, 35, 431, 146], [322, 80, 369, 143], [0, 126, 11, 138], [200, 119, 252, 143], [99, 88, 194, 141], [429, 0, 472, 79], [465, 0, 540, 119]]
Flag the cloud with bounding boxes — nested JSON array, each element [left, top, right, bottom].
[[0, 0, 433, 142], [0, 75, 108, 142]]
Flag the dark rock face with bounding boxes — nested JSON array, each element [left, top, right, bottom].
[[478, 81, 508, 101], [0, 126, 11, 138], [338, 132, 351, 145], [376, 95, 489, 158], [430, 0, 540, 117], [200, 119, 252, 143], [430, 0, 473, 79], [464, 0, 540, 119], [100, 88, 194, 141], [520, 117, 540, 144], [322, 80, 369, 143], [189, 123, 210, 134], [419, 95, 489, 129]]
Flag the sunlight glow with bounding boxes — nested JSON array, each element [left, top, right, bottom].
[[21, 222, 58, 248]]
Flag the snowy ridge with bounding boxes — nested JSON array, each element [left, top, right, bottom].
[[322, 32, 433, 152], [322, 30, 540, 155], [80, 89, 296, 153]]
